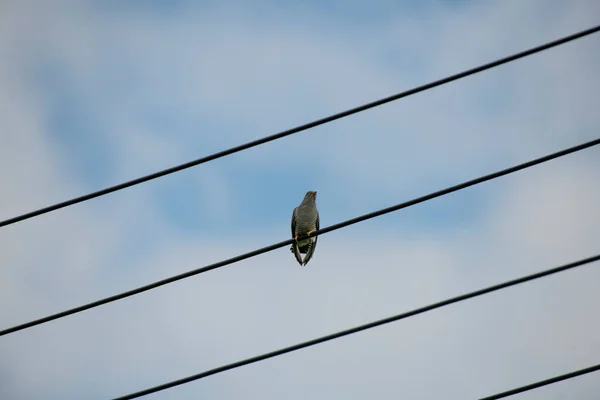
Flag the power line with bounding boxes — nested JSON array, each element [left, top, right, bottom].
[[1, 137, 598, 337], [1, 25, 599, 229], [111, 254, 600, 399], [479, 363, 600, 399]]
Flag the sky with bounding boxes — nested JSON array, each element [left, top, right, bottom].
[[1, 0, 600, 399]]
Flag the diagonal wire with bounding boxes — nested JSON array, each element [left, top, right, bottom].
[[1, 137, 599, 337], [479, 363, 600, 399], [111, 254, 600, 399], [1, 25, 599, 229]]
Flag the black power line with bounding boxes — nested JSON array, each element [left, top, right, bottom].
[[479, 363, 600, 399], [1, 25, 599, 229], [111, 254, 600, 399], [1, 137, 599, 337]]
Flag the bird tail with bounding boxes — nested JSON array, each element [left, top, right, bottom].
[[291, 244, 304, 265]]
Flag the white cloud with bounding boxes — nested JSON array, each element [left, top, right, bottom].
[[2, 158, 599, 398]]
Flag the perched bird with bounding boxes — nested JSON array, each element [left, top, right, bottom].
[[290, 191, 320, 266]]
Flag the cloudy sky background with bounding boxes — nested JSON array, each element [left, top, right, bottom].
[[1, 0, 600, 399]]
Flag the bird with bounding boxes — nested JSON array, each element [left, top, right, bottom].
[[290, 191, 320, 266]]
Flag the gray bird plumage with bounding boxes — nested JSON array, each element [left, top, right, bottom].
[[290, 191, 319, 266]]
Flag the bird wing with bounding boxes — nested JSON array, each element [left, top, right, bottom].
[[290, 207, 303, 265], [291, 207, 297, 237], [302, 211, 319, 266]]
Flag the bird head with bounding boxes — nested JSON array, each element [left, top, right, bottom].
[[305, 190, 317, 200]]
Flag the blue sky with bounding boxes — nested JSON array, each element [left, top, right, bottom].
[[1, 0, 600, 399]]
